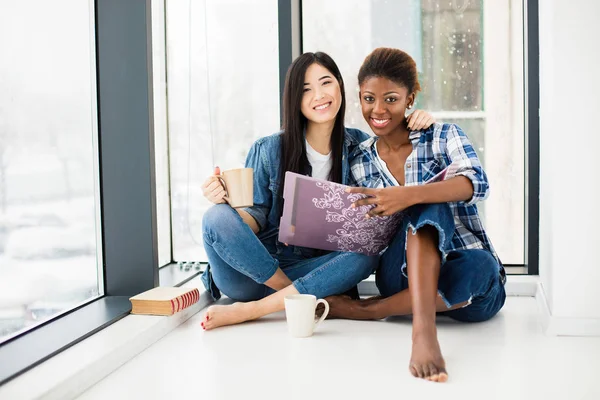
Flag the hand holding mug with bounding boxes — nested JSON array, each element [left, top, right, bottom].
[[202, 166, 227, 205], [202, 166, 254, 208]]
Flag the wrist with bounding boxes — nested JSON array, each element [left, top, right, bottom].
[[408, 185, 425, 206], [361, 299, 383, 320]]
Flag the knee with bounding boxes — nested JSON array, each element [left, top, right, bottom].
[[422, 203, 453, 219], [202, 204, 238, 239], [406, 204, 454, 244], [409, 203, 453, 226]]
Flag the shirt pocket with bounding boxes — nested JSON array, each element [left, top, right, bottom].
[[421, 159, 442, 183]]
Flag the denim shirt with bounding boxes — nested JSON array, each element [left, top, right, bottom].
[[242, 128, 370, 259]]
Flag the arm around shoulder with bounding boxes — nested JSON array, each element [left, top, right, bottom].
[[442, 123, 490, 205]]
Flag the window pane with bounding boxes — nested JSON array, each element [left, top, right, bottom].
[[303, 0, 525, 264], [166, 0, 280, 262], [0, 0, 101, 342], [420, 0, 483, 112]]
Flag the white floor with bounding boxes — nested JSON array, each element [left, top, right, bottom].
[[77, 297, 599, 400]]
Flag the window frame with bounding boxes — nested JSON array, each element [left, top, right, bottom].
[[524, 0, 540, 275]]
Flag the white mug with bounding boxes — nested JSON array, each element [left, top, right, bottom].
[[284, 294, 329, 338]]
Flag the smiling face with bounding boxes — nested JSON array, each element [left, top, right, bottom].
[[359, 76, 415, 137], [300, 63, 342, 125]]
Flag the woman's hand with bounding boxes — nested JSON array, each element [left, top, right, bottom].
[[407, 109, 436, 130], [201, 166, 227, 204], [346, 186, 420, 217], [323, 295, 383, 320]]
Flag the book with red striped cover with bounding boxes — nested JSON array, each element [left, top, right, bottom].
[[129, 287, 200, 316]]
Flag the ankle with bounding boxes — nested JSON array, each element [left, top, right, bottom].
[[241, 301, 261, 320], [412, 319, 437, 340]]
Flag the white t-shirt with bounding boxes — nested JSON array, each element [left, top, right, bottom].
[[305, 139, 332, 180]]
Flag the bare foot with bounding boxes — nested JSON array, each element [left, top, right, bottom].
[[409, 328, 448, 383], [201, 302, 257, 331]]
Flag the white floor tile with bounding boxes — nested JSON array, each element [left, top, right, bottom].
[[77, 297, 600, 400]]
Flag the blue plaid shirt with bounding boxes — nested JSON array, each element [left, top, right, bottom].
[[350, 123, 501, 267]]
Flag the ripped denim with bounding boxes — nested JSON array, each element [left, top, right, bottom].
[[375, 203, 506, 322]]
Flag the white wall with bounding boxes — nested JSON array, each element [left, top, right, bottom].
[[539, 0, 600, 320]]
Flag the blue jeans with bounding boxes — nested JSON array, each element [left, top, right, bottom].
[[201, 204, 378, 301], [376, 203, 506, 322]]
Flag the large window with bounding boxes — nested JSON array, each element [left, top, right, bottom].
[[165, 0, 281, 262], [303, 0, 525, 264], [0, 0, 101, 343]]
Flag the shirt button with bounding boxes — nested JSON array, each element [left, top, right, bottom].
[[407, 164, 412, 168]]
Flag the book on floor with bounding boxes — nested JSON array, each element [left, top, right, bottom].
[[129, 286, 200, 316]]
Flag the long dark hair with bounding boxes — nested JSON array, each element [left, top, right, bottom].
[[279, 52, 346, 204]]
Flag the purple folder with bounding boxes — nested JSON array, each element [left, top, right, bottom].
[[278, 172, 403, 256]]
